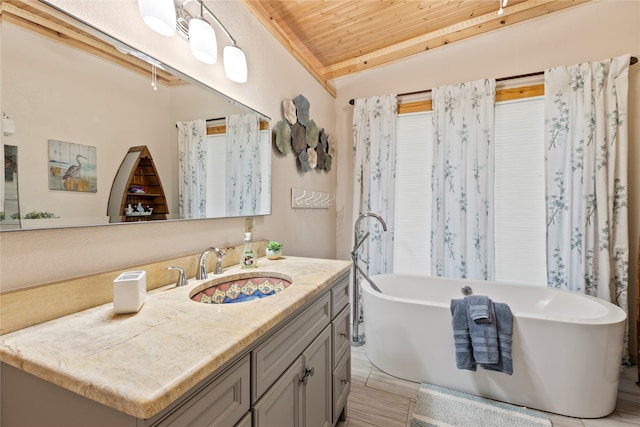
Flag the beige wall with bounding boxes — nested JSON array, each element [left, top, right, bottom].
[[0, 0, 338, 291], [333, 1, 640, 355]]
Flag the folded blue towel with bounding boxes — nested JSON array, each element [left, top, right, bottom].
[[481, 302, 513, 375], [465, 295, 492, 322], [450, 297, 514, 375], [466, 300, 499, 365], [450, 299, 476, 371]]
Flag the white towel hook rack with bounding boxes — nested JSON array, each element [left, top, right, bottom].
[[291, 188, 335, 209]]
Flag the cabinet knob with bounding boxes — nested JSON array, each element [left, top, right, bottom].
[[339, 332, 347, 338], [299, 367, 315, 385], [341, 378, 348, 384]]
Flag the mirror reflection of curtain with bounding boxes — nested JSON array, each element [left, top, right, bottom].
[[431, 79, 496, 280], [225, 113, 261, 216], [176, 119, 207, 219]]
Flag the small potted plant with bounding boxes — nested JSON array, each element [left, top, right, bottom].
[[266, 240, 283, 260]]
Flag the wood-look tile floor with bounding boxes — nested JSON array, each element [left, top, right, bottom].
[[337, 345, 640, 427]]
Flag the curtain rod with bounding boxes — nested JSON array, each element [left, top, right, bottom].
[[348, 56, 638, 105]]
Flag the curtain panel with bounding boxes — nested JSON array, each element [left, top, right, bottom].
[[226, 113, 262, 217], [351, 95, 397, 276], [176, 119, 207, 219], [544, 54, 630, 362], [431, 79, 496, 280]]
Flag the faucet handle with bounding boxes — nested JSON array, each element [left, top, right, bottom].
[[213, 248, 226, 274], [168, 266, 188, 287]]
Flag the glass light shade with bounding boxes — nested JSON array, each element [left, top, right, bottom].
[[138, 0, 176, 37], [224, 45, 248, 83], [189, 18, 217, 64]]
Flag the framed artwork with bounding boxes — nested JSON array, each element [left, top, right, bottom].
[[48, 139, 97, 192]]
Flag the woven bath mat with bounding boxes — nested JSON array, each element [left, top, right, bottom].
[[410, 383, 552, 427]]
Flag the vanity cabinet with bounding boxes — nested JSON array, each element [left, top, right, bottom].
[[252, 273, 350, 427], [0, 272, 351, 427]]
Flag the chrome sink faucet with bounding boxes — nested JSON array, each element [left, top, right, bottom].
[[197, 247, 226, 279]]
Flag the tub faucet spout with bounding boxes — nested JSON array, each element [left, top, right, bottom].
[[354, 212, 387, 234]]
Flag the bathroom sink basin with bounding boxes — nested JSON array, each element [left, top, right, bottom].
[[190, 272, 293, 304]]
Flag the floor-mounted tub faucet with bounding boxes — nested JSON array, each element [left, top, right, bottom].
[[351, 212, 387, 347]]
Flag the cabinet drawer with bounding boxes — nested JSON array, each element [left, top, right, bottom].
[[252, 293, 331, 402], [331, 305, 350, 369], [330, 274, 350, 318], [154, 355, 250, 427], [332, 352, 351, 425]]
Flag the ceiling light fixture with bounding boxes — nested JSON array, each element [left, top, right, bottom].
[[137, 0, 176, 37], [498, 0, 508, 16], [224, 45, 247, 83], [138, 0, 248, 83], [189, 2, 217, 64]]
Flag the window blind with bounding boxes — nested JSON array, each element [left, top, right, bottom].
[[493, 97, 546, 285], [394, 97, 547, 284], [394, 112, 433, 274]]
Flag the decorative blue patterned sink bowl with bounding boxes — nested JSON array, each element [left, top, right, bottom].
[[190, 272, 293, 304]]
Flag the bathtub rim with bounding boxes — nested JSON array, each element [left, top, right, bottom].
[[363, 273, 627, 326]]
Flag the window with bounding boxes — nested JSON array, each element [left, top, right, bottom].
[[394, 96, 547, 285], [394, 113, 433, 274]]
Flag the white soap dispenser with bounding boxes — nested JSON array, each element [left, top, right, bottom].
[[241, 232, 257, 269]]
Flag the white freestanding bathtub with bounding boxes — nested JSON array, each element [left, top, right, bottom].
[[361, 274, 627, 418]]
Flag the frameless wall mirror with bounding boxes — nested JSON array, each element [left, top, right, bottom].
[[0, 0, 272, 231]]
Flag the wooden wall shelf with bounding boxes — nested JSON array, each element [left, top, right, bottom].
[[107, 146, 168, 223]]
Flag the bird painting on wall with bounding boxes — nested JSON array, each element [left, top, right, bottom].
[[48, 139, 97, 193], [63, 154, 88, 180]]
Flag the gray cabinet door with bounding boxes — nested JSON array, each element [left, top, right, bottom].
[[253, 357, 304, 427], [302, 326, 332, 427]]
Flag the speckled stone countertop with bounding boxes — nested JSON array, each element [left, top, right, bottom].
[[0, 256, 351, 419]]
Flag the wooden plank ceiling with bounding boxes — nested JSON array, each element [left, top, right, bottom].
[[241, 0, 590, 96]]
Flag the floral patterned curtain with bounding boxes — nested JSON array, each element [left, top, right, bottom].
[[226, 113, 261, 216], [431, 79, 496, 280], [176, 119, 207, 219], [545, 55, 630, 362], [352, 95, 397, 277]]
